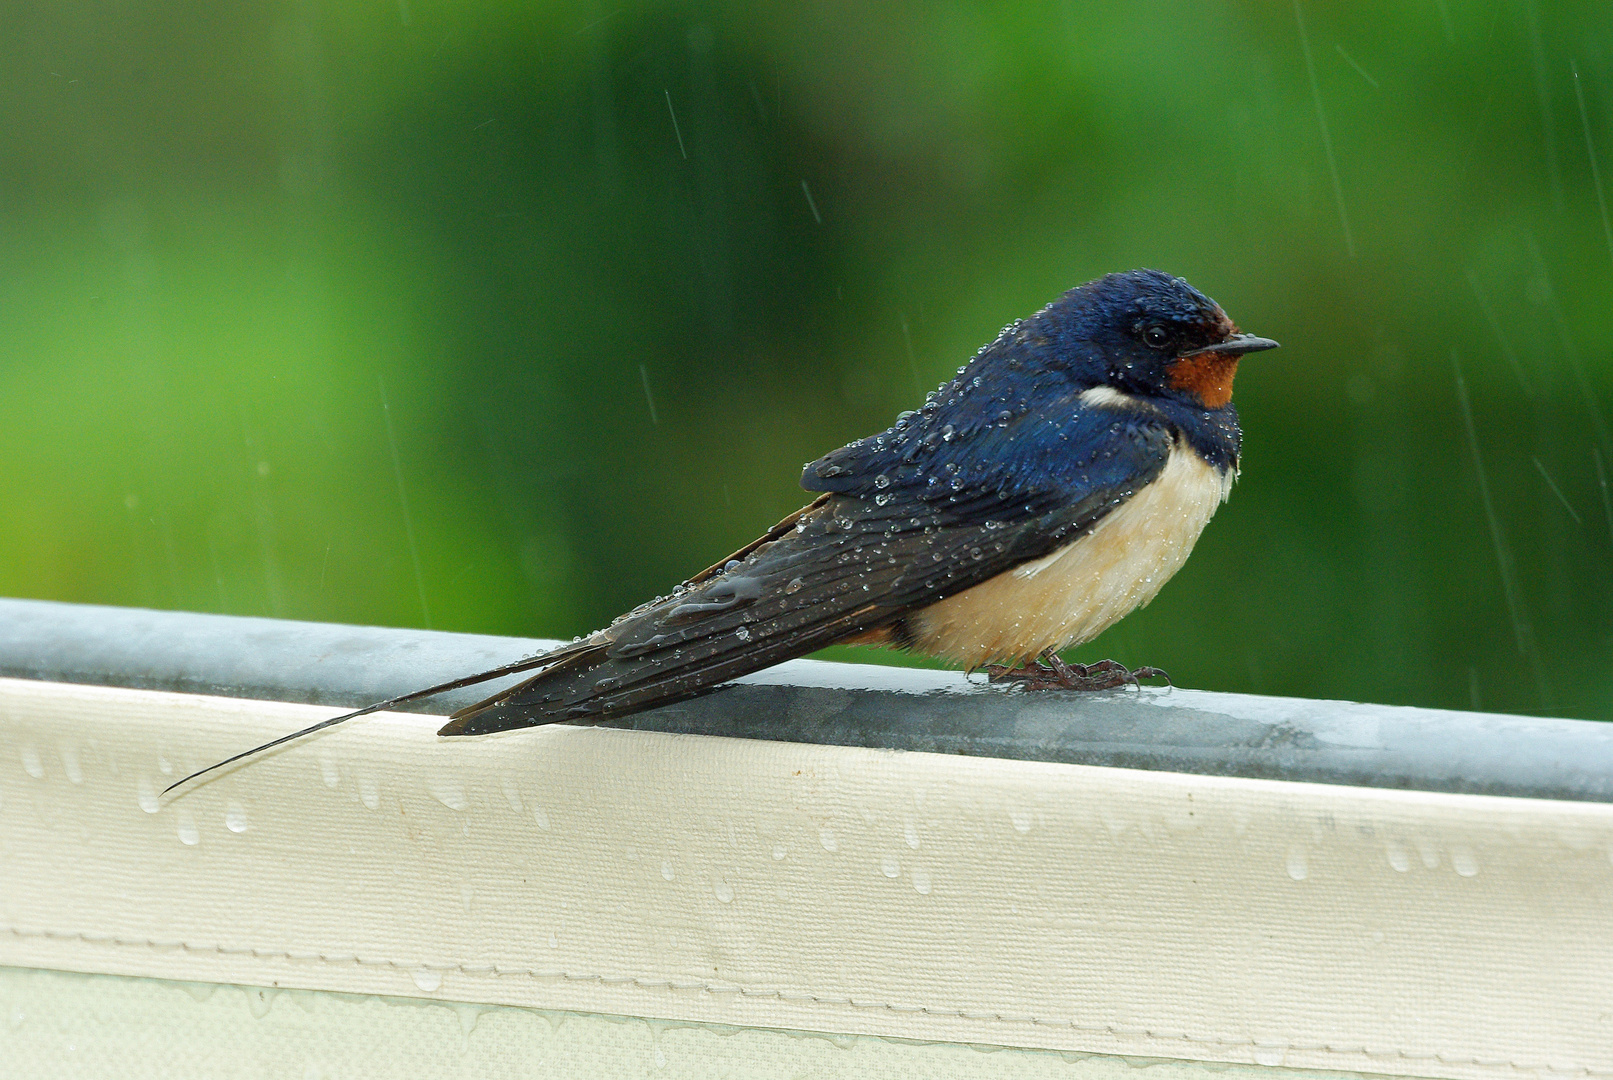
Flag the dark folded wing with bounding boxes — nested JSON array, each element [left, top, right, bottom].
[[442, 392, 1173, 735]]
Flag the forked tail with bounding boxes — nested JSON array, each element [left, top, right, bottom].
[[160, 643, 592, 795]]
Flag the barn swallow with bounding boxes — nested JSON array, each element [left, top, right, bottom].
[[168, 269, 1275, 793]]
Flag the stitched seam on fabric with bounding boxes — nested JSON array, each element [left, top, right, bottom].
[[4, 924, 1605, 1077]]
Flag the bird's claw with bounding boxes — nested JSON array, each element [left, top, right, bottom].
[[985, 653, 1171, 691]]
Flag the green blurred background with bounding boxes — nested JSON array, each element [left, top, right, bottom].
[[2, 0, 1610, 719]]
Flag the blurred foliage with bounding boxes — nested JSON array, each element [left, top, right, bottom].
[[2, 0, 1611, 719]]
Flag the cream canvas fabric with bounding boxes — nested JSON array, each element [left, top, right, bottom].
[[2, 676, 1611, 1079]]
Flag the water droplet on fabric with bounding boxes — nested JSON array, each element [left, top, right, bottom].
[[177, 809, 201, 846], [225, 802, 248, 833], [137, 775, 160, 814], [61, 745, 83, 784], [904, 819, 920, 849], [734, 626, 751, 641], [771, 844, 787, 861], [412, 968, 443, 993], [911, 869, 933, 894], [359, 775, 380, 810], [20, 746, 43, 779], [785, 577, 804, 594], [714, 877, 734, 903], [500, 779, 523, 813], [319, 752, 340, 789], [173, 980, 240, 1026], [661, 860, 675, 881], [1285, 845, 1308, 881], [1253, 1046, 1286, 1067], [430, 778, 467, 811], [819, 829, 838, 852], [881, 855, 900, 878], [533, 805, 551, 830], [1417, 842, 1439, 869], [1386, 842, 1410, 872], [1009, 810, 1033, 834], [1451, 846, 1479, 877]]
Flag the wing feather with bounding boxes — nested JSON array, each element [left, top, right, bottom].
[[442, 402, 1171, 735]]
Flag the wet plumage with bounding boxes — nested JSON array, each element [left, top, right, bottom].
[[442, 269, 1276, 735], [168, 268, 1277, 791]]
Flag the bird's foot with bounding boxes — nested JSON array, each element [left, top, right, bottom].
[[985, 652, 1170, 691]]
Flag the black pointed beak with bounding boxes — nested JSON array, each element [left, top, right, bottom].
[[1181, 334, 1280, 358]]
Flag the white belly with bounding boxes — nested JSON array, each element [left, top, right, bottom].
[[907, 442, 1234, 669]]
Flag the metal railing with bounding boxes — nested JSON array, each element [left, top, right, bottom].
[[2, 596, 1609, 802]]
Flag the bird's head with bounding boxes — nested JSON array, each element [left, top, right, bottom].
[[1043, 269, 1278, 409]]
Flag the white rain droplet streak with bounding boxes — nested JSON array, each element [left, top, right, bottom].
[[1253, 1046, 1287, 1068], [429, 778, 467, 811]]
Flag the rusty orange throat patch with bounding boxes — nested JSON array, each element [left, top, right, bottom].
[[1168, 354, 1240, 409]]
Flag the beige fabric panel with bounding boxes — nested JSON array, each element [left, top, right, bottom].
[[0, 965, 1392, 1080], [1, 676, 1610, 1079]]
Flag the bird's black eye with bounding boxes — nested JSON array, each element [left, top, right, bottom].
[[1142, 325, 1172, 349]]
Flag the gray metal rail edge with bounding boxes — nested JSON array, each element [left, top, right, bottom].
[[2, 597, 1611, 802]]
